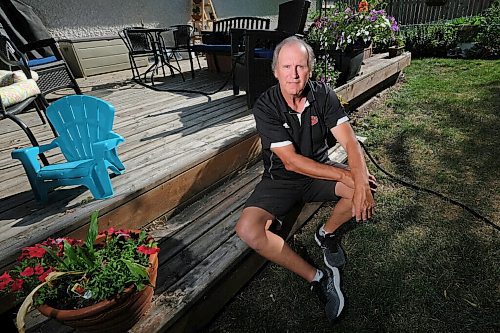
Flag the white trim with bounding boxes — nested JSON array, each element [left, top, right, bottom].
[[271, 141, 293, 148], [336, 116, 349, 126]]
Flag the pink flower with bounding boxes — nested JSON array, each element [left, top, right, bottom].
[[137, 245, 160, 255], [20, 267, 34, 277]]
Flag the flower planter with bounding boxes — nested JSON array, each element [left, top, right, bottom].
[[363, 44, 373, 60], [332, 48, 365, 86], [388, 45, 404, 58], [37, 234, 159, 332]]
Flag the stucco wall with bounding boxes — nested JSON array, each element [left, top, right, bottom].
[[22, 0, 189, 39], [21, 0, 316, 39]]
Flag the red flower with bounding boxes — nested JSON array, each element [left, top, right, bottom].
[[20, 267, 34, 277], [107, 227, 115, 235], [10, 279, 23, 292], [34, 265, 45, 276], [0, 272, 13, 290], [137, 245, 160, 255], [26, 246, 46, 258], [38, 268, 54, 282], [358, 0, 369, 12]]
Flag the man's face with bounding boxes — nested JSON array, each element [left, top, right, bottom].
[[274, 42, 311, 98]]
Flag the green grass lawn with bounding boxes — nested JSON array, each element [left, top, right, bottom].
[[207, 58, 500, 333]]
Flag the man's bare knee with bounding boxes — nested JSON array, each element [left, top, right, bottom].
[[235, 207, 272, 250]]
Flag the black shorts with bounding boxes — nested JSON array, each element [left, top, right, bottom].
[[244, 176, 340, 219]]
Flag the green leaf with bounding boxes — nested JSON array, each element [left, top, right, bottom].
[[40, 245, 69, 270], [63, 241, 79, 268], [75, 246, 96, 269], [86, 211, 99, 252], [121, 259, 148, 280]]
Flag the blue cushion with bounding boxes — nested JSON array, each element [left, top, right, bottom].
[[254, 48, 274, 59], [27, 56, 57, 67]]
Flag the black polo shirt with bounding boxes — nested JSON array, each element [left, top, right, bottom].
[[253, 80, 349, 180]]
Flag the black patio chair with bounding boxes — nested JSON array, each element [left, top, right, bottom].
[[120, 27, 180, 83], [0, 34, 49, 165], [158, 25, 201, 79], [18, 38, 82, 97]]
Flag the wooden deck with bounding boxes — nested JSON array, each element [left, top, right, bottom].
[[0, 52, 411, 331]]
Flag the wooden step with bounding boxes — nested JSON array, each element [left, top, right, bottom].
[[24, 140, 359, 332]]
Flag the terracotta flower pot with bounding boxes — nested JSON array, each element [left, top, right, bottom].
[[37, 235, 158, 332]]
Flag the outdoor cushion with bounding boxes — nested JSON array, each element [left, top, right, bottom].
[[13, 70, 39, 82], [0, 79, 41, 107], [0, 70, 39, 87], [27, 55, 57, 67], [254, 48, 274, 59], [0, 70, 13, 86]]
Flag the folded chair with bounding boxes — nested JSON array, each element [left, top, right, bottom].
[[12, 95, 126, 202]]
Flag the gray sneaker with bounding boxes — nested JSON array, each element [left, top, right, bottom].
[[311, 267, 345, 323], [315, 225, 346, 269]]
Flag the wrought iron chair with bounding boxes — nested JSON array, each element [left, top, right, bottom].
[[120, 27, 159, 83], [12, 95, 126, 201], [157, 25, 201, 79]]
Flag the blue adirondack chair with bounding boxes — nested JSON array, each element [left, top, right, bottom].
[[12, 95, 125, 202]]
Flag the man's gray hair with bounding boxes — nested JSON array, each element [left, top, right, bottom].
[[271, 36, 315, 72]]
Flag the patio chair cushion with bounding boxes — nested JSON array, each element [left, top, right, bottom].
[[13, 70, 39, 82], [0, 69, 39, 86], [0, 79, 41, 107], [192, 44, 231, 54], [27, 55, 57, 67]]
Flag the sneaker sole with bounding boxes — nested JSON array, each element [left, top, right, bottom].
[[329, 266, 345, 317], [314, 232, 322, 247]]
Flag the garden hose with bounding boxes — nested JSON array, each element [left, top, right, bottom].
[[358, 140, 499, 232]]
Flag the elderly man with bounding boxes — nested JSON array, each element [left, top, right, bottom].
[[235, 36, 376, 323]]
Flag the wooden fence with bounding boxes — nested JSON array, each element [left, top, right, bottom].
[[322, 0, 494, 25]]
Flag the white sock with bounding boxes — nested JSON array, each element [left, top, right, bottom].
[[319, 225, 326, 237], [312, 269, 324, 282]]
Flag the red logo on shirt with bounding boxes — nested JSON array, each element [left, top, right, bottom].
[[311, 116, 318, 126]]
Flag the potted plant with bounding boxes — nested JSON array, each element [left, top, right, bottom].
[[306, 4, 374, 84], [388, 34, 405, 58], [0, 211, 159, 332], [313, 53, 340, 87]]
